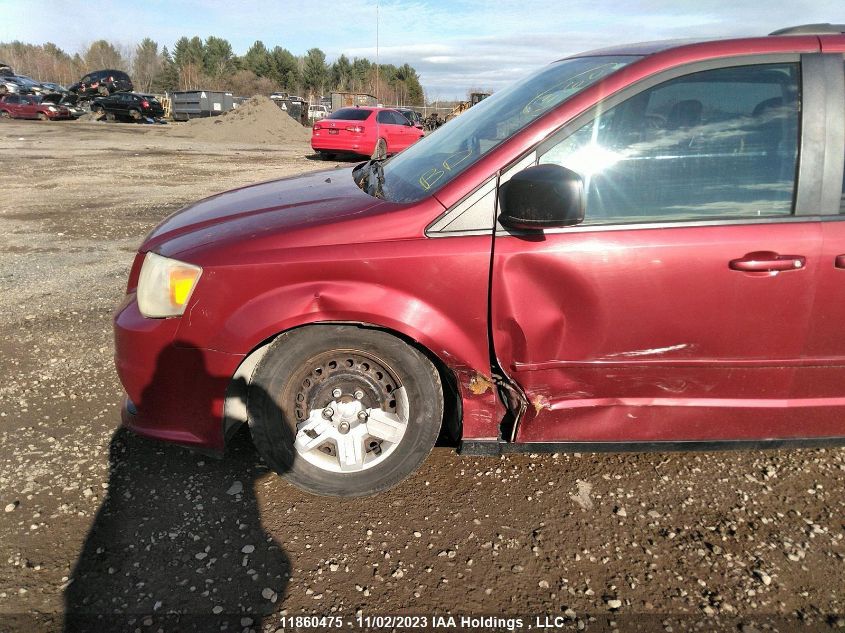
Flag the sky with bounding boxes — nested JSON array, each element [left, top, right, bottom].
[[2, 0, 844, 99]]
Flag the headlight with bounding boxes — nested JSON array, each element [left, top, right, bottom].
[[136, 252, 202, 318], [47, 106, 57, 112]]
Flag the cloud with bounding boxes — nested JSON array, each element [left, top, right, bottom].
[[3, 0, 844, 99]]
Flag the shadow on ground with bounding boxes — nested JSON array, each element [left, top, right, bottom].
[[64, 344, 292, 633]]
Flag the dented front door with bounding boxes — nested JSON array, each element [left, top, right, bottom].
[[492, 223, 819, 443], [491, 59, 823, 443]]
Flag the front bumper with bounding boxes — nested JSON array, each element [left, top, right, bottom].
[[114, 294, 245, 453]]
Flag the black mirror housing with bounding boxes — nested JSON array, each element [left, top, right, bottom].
[[499, 163, 585, 230]]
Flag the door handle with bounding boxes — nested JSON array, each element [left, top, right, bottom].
[[835, 255, 845, 269], [729, 251, 806, 273]]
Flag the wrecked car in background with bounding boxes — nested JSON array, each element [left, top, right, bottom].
[[0, 94, 72, 120], [91, 92, 165, 122], [69, 69, 133, 98], [40, 92, 86, 118], [115, 24, 845, 497]]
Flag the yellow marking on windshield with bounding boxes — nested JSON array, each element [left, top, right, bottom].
[[419, 167, 445, 190], [443, 148, 473, 171], [522, 63, 619, 116]]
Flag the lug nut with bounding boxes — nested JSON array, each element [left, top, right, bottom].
[[354, 390, 365, 400], [322, 407, 334, 420], [332, 388, 343, 398], [357, 411, 368, 422], [338, 421, 350, 434]]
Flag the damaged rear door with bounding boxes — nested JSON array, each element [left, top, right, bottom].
[[491, 56, 827, 444]]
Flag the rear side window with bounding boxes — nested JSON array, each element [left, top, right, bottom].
[[377, 111, 395, 124], [541, 63, 801, 224], [328, 108, 371, 121]]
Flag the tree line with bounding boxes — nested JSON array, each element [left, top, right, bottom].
[[0, 37, 425, 105]]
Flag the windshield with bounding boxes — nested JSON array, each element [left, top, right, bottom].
[[375, 55, 639, 202]]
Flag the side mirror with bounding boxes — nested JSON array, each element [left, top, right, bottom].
[[499, 163, 585, 230]]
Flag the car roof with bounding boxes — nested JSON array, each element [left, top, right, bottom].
[[566, 25, 845, 60]]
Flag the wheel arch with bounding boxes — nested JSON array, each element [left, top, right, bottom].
[[222, 321, 465, 448]]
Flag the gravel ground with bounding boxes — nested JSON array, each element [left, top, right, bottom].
[[0, 119, 844, 633]]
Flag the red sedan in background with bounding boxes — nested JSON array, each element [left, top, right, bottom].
[[0, 94, 72, 120], [311, 106, 425, 160]]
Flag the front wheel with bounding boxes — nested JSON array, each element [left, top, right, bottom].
[[248, 325, 443, 497], [371, 137, 387, 160], [37, 112, 47, 121]]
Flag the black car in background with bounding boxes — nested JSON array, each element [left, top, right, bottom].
[[91, 92, 164, 121], [396, 107, 424, 129], [69, 69, 133, 98]]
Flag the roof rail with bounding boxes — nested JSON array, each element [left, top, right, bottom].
[[770, 23, 845, 36]]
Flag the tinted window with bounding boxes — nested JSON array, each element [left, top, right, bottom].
[[328, 108, 371, 121], [541, 63, 800, 224], [378, 111, 404, 124]]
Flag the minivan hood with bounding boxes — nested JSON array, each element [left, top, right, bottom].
[[143, 167, 392, 257]]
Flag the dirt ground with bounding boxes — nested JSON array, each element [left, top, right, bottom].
[[0, 118, 844, 633]]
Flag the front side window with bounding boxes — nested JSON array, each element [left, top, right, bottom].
[[541, 63, 800, 224]]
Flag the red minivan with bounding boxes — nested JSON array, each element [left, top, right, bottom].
[[311, 106, 425, 160], [115, 24, 845, 496]]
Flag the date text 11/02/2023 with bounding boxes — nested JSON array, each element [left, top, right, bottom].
[[276, 615, 535, 629]]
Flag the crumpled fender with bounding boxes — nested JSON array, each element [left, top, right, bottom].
[[177, 280, 504, 439]]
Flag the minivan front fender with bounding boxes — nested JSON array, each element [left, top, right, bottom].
[[176, 273, 504, 439]]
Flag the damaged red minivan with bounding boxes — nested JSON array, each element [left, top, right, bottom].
[[115, 24, 845, 496]]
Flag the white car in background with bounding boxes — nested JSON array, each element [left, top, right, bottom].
[[308, 104, 328, 121]]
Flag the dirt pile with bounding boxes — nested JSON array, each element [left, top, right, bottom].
[[179, 95, 310, 144]]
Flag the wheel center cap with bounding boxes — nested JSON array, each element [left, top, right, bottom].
[[335, 399, 364, 424]]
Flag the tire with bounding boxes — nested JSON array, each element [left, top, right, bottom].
[[371, 137, 387, 160], [248, 325, 443, 497], [0, 110, 10, 119], [105, 111, 116, 122], [98, 85, 109, 96], [37, 112, 47, 121], [129, 109, 142, 121]]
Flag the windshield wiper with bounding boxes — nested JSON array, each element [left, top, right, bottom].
[[355, 159, 385, 199]]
